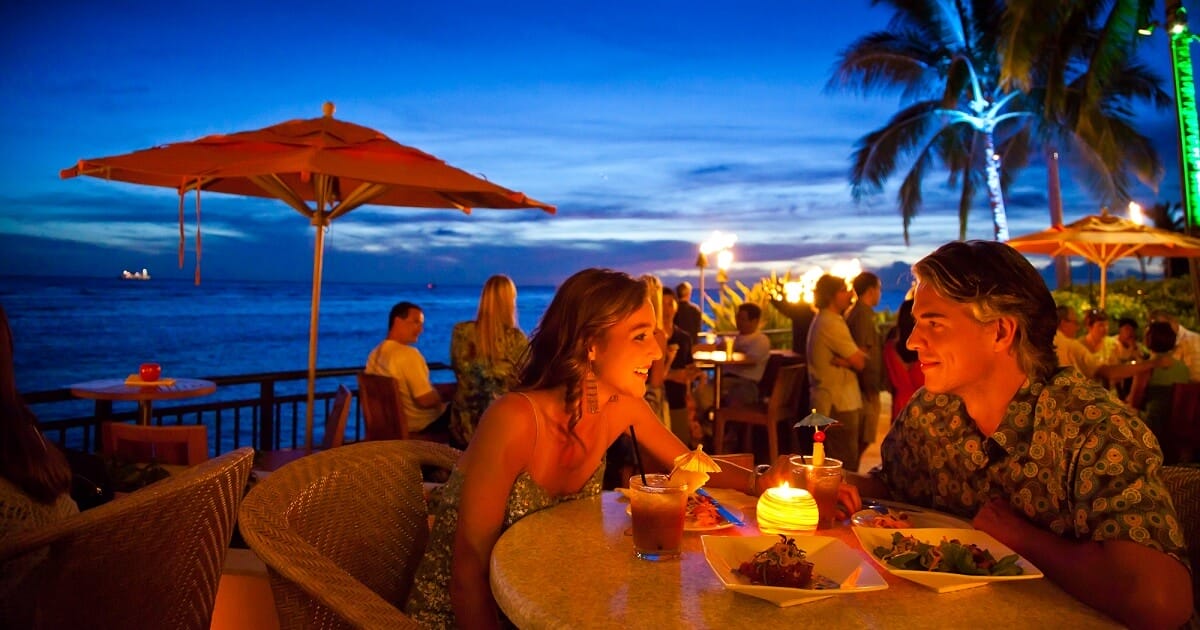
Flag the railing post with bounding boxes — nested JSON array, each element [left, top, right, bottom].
[[259, 380, 275, 450]]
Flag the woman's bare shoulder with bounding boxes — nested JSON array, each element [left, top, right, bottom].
[[469, 390, 554, 448]]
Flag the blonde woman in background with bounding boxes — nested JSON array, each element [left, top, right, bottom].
[[449, 275, 529, 445], [639, 274, 673, 428]]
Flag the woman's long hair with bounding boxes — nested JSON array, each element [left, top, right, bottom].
[[0, 304, 72, 504], [640, 274, 664, 329], [474, 275, 520, 364], [518, 269, 649, 431]]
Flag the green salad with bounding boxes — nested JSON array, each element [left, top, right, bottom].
[[872, 532, 1024, 576]]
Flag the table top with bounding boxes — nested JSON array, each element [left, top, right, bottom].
[[693, 350, 756, 366], [490, 491, 1119, 629], [70, 377, 217, 402]]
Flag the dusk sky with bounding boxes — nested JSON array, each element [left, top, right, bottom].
[[1, 0, 1195, 290]]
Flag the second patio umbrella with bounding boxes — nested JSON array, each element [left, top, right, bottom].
[[1007, 210, 1200, 308], [61, 102, 556, 449]]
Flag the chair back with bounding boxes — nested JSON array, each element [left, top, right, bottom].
[[102, 422, 209, 465], [356, 372, 410, 441], [757, 350, 804, 400], [766, 364, 807, 423], [1159, 465, 1200, 614], [321, 384, 352, 450], [713, 364, 806, 463], [0, 447, 254, 629], [239, 440, 461, 629]]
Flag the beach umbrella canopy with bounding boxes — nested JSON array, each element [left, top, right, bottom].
[[1007, 210, 1200, 308], [61, 102, 556, 449]]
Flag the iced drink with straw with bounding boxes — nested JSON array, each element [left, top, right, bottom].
[[629, 474, 688, 560]]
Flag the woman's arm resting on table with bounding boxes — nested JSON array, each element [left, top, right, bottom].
[[450, 396, 534, 630], [974, 498, 1193, 630]]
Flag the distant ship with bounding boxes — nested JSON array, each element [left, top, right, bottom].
[[122, 268, 151, 280]]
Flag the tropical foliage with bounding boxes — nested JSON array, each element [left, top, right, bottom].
[[830, 0, 1168, 245], [829, 0, 1023, 244], [1051, 276, 1198, 331], [1148, 201, 1193, 277], [703, 274, 794, 335]]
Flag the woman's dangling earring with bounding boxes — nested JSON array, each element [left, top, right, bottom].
[[585, 363, 600, 414]]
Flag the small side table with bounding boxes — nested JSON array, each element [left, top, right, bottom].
[[70, 378, 217, 425]]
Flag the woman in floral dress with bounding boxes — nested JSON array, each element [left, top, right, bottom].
[[448, 275, 529, 445]]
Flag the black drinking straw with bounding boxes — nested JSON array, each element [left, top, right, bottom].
[[628, 424, 648, 485]]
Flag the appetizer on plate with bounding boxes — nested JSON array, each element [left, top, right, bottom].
[[872, 531, 1024, 576], [702, 534, 888, 606], [852, 527, 1042, 592], [852, 510, 912, 529], [687, 493, 725, 528], [733, 534, 839, 590], [853, 500, 972, 529]]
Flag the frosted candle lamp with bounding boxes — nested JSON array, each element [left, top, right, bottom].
[[756, 483, 819, 535]]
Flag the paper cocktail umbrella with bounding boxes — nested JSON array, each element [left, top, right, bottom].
[[670, 445, 722, 493], [795, 409, 838, 466]]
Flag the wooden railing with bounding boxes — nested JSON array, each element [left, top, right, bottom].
[[24, 364, 453, 456]]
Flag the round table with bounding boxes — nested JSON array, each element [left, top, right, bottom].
[[489, 491, 1120, 629], [693, 349, 756, 412], [70, 378, 217, 425]]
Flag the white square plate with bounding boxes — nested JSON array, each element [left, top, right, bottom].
[[851, 499, 972, 529], [701, 535, 888, 606], [853, 527, 1044, 593]]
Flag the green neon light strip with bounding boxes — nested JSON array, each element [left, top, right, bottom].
[[1171, 24, 1200, 230]]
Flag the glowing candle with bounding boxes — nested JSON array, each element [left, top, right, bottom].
[[756, 482, 819, 535]]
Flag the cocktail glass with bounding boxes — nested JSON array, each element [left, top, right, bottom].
[[789, 456, 843, 529], [629, 474, 688, 561]]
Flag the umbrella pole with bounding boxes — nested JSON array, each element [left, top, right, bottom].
[[1099, 265, 1108, 310], [306, 221, 326, 452]]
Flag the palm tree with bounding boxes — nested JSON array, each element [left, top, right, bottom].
[[829, 0, 1028, 244], [1150, 201, 1191, 277], [1000, 1, 1167, 286]]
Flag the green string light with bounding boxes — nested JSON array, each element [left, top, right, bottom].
[[1169, 5, 1200, 232]]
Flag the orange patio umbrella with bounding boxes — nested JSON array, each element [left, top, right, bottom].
[[61, 102, 555, 449], [1007, 209, 1200, 308]]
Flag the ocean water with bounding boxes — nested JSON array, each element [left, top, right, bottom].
[[0, 276, 555, 394], [1, 275, 907, 422]]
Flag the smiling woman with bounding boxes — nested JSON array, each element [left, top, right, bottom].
[[403, 268, 680, 629], [404, 268, 776, 629]]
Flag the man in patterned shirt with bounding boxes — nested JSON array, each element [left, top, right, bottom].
[[845, 241, 1192, 629]]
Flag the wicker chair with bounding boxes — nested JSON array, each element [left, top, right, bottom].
[[0, 447, 254, 629], [1160, 465, 1200, 615], [239, 440, 462, 629]]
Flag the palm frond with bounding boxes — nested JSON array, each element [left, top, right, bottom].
[[849, 101, 944, 197]]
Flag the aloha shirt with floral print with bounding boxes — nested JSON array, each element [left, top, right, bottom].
[[877, 367, 1187, 565]]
